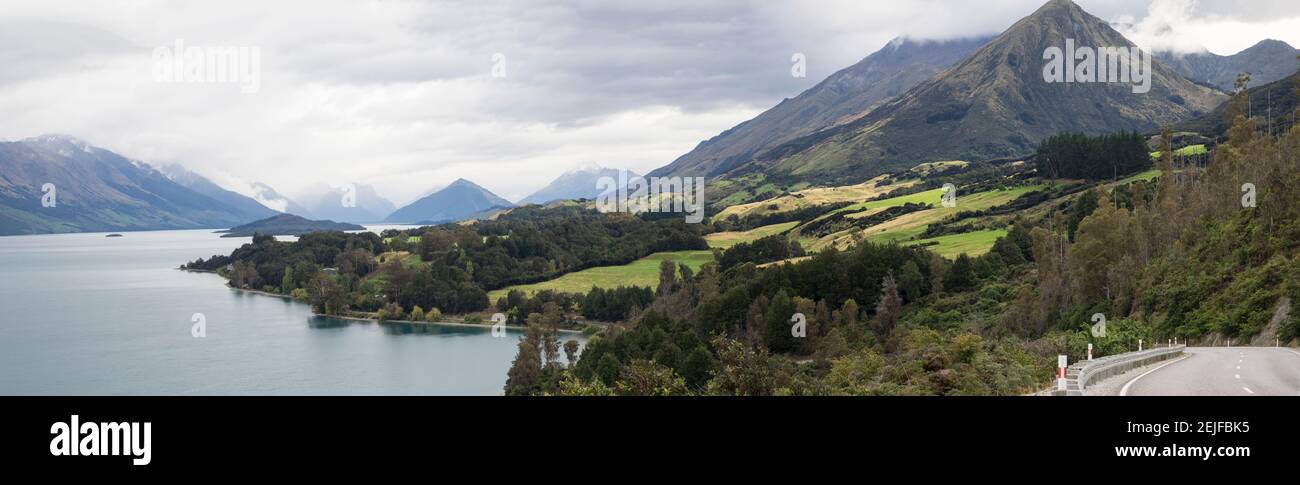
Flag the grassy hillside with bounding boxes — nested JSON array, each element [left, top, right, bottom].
[[705, 222, 799, 249], [487, 250, 714, 300]]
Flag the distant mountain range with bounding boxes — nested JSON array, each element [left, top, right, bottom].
[[384, 178, 514, 224], [1157, 39, 1299, 92], [297, 183, 396, 224], [0, 135, 267, 235], [249, 182, 314, 218], [651, 35, 991, 179], [518, 167, 640, 205], [159, 163, 278, 222]]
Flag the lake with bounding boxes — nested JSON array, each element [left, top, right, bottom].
[[0, 228, 581, 395]]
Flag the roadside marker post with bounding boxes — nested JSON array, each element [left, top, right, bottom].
[[1139, 339, 1143, 352], [1087, 343, 1093, 361], [1056, 355, 1068, 391]]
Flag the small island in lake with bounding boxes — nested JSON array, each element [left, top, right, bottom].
[[105, 234, 123, 238], [218, 214, 365, 238]]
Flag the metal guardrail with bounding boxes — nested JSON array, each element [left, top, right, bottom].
[[1051, 345, 1186, 396]]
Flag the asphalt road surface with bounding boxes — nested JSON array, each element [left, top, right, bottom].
[[1119, 347, 1300, 396]]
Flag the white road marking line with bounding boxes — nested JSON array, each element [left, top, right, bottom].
[[1120, 354, 1191, 396], [1243, 387, 1255, 395], [1235, 374, 1241, 379]]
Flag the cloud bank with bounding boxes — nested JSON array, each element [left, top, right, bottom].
[[0, 0, 1295, 204]]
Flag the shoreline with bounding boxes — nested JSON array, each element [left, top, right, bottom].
[[181, 268, 584, 335]]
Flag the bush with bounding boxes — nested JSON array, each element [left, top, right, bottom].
[[378, 302, 405, 321]]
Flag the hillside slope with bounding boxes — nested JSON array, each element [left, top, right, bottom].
[[651, 36, 991, 178], [0, 135, 262, 235], [1157, 39, 1299, 92]]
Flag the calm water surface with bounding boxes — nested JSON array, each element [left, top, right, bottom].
[[0, 228, 580, 395]]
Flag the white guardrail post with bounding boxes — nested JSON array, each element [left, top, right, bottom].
[[1049, 345, 1185, 396]]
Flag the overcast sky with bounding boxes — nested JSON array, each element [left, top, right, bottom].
[[1, 0, 1298, 205]]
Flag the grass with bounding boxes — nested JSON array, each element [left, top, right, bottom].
[[376, 251, 424, 268], [834, 187, 947, 215], [808, 185, 1045, 252], [487, 250, 715, 301], [485, 218, 792, 300], [1149, 144, 1207, 159], [1115, 169, 1162, 185], [904, 229, 1007, 258], [705, 221, 798, 249], [382, 236, 421, 244], [714, 175, 912, 221]]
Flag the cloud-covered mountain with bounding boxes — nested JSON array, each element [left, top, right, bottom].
[[1157, 39, 1300, 92], [158, 163, 278, 223], [0, 135, 266, 235], [518, 167, 640, 205], [297, 183, 397, 224], [717, 0, 1224, 184], [384, 178, 514, 224], [249, 182, 314, 218]]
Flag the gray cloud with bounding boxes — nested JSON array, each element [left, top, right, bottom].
[[0, 0, 1296, 203]]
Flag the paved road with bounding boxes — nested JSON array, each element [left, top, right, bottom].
[[1119, 347, 1300, 396]]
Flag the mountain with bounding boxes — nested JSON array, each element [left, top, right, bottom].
[[384, 178, 514, 224], [218, 213, 364, 238], [1181, 71, 1300, 137], [249, 182, 314, 218], [652, 35, 992, 178], [715, 0, 1224, 184], [0, 135, 262, 235], [298, 183, 396, 224], [159, 163, 278, 223], [1157, 40, 1299, 92], [518, 167, 640, 205]]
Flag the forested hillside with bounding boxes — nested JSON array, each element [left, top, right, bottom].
[[498, 84, 1300, 396]]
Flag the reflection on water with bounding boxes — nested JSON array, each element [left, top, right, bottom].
[[0, 228, 584, 395]]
